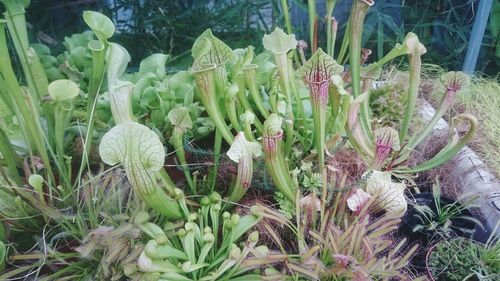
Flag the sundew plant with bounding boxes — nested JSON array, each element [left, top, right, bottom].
[[0, 0, 481, 280]]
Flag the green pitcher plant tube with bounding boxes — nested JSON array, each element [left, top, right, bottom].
[[234, 74, 263, 132], [0, 240, 5, 272], [243, 64, 269, 119], [325, 0, 338, 57], [348, 0, 374, 140], [370, 33, 418, 69], [192, 29, 234, 92], [399, 33, 427, 144], [394, 113, 478, 174], [191, 29, 235, 188], [225, 132, 261, 206], [168, 107, 196, 194], [78, 11, 114, 179], [262, 27, 298, 153], [262, 114, 296, 203], [192, 63, 234, 144], [328, 78, 342, 127], [0, 19, 55, 186], [139, 53, 170, 80], [99, 43, 182, 219], [240, 110, 257, 141], [346, 92, 375, 161], [48, 79, 80, 188], [1, 0, 48, 102], [406, 71, 471, 152], [328, 75, 351, 134], [223, 83, 241, 132], [1, 1, 53, 161], [308, 0, 317, 52], [0, 127, 21, 184], [239, 46, 269, 120]]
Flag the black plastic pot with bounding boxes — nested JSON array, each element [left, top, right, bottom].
[[399, 193, 478, 245]]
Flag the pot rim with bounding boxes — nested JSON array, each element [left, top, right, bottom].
[[425, 237, 483, 281], [425, 243, 438, 281]]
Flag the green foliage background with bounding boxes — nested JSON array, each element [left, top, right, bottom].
[[17, 0, 500, 73]]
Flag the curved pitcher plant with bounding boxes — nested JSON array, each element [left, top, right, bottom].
[[99, 43, 183, 220], [345, 32, 478, 174]]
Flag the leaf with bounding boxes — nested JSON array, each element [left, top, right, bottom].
[[47, 79, 80, 102], [441, 71, 470, 92], [109, 83, 135, 124], [192, 29, 233, 66], [83, 11, 115, 43], [0, 0, 30, 13], [139, 53, 169, 80], [374, 127, 400, 151], [240, 110, 255, 124], [347, 188, 372, 213], [30, 43, 50, 56], [0, 222, 4, 242], [330, 75, 350, 95], [227, 132, 261, 163], [63, 31, 94, 52], [28, 174, 44, 190], [160, 272, 193, 281], [262, 27, 298, 55], [253, 52, 276, 85], [138, 251, 182, 273], [0, 241, 5, 271], [106, 43, 135, 123], [263, 113, 283, 137], [88, 39, 104, 52], [107, 43, 131, 90], [168, 107, 193, 131], [404, 32, 426, 56], [365, 171, 407, 215], [296, 48, 343, 88], [99, 122, 165, 172]]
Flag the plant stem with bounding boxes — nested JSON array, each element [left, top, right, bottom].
[[225, 91, 242, 132], [243, 65, 269, 118], [210, 129, 223, 193], [407, 91, 455, 151], [326, 0, 338, 57], [274, 54, 294, 154], [263, 115, 296, 203], [348, 0, 373, 141], [395, 114, 478, 173], [0, 22, 55, 186], [171, 127, 196, 194], [308, 0, 317, 52], [0, 128, 21, 184], [77, 40, 106, 183], [280, 0, 294, 40], [336, 20, 350, 64], [235, 75, 262, 131], [329, 85, 341, 126], [193, 64, 234, 144], [289, 59, 305, 127], [399, 45, 422, 144], [279, 0, 300, 65], [345, 93, 374, 159]]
